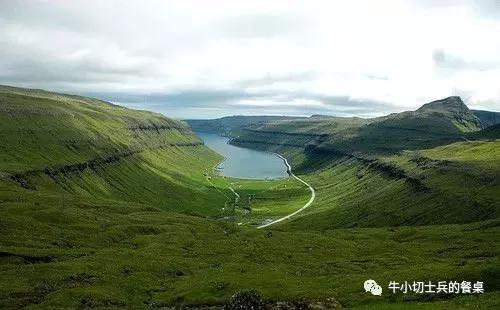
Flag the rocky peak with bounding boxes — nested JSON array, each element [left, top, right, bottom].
[[416, 96, 482, 131], [417, 96, 470, 114]]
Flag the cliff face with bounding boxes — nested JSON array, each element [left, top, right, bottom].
[[0, 85, 202, 172], [230, 96, 484, 155]]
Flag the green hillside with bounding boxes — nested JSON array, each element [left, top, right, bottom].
[[225, 97, 499, 229], [473, 110, 500, 128], [1, 87, 498, 308], [0, 85, 236, 216], [280, 139, 500, 230], [472, 123, 500, 140], [232, 96, 484, 155]]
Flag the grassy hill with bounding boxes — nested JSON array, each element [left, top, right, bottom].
[[232, 96, 484, 155], [0, 85, 235, 216], [218, 97, 500, 229], [278, 139, 500, 230], [1, 87, 499, 308]]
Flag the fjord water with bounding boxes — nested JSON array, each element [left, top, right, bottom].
[[197, 132, 288, 179]]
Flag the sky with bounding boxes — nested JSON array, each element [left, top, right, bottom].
[[1, 0, 499, 119]]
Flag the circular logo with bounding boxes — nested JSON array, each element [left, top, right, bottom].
[[364, 279, 382, 296]]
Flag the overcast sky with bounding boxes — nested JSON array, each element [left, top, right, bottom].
[[1, 0, 499, 119]]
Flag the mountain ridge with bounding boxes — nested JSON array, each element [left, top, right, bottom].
[[472, 109, 500, 128], [1, 85, 499, 308], [187, 96, 499, 138]]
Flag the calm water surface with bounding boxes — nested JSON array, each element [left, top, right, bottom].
[[197, 132, 288, 179]]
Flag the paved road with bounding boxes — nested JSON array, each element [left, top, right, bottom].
[[257, 154, 316, 229]]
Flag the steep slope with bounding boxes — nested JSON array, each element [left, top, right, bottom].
[[215, 97, 500, 228], [473, 109, 500, 128], [283, 139, 500, 230], [228, 116, 369, 153], [0, 85, 230, 216], [321, 96, 481, 153], [1, 87, 498, 308], [231, 96, 483, 155], [416, 96, 482, 132], [471, 123, 500, 140]]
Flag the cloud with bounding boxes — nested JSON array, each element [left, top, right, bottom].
[[470, 0, 500, 19], [83, 87, 395, 119], [216, 13, 309, 39], [229, 95, 393, 116], [433, 49, 499, 73], [0, 0, 499, 118], [366, 75, 389, 81], [102, 89, 254, 106], [234, 71, 319, 88]]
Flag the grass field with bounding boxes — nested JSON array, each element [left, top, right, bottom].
[[229, 177, 310, 226], [1, 194, 498, 308], [1, 86, 499, 308]]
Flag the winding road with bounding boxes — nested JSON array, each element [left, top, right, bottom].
[[257, 154, 316, 229]]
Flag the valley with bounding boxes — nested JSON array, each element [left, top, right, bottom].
[[0, 86, 499, 309]]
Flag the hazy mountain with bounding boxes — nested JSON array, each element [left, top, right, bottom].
[[472, 109, 500, 128], [185, 115, 305, 135]]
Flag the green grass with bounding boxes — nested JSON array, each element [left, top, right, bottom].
[[1, 86, 499, 308], [0, 85, 236, 217], [0, 86, 196, 172], [226, 96, 499, 230], [230, 96, 490, 156], [228, 177, 310, 226], [1, 192, 499, 308], [244, 139, 499, 231]]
